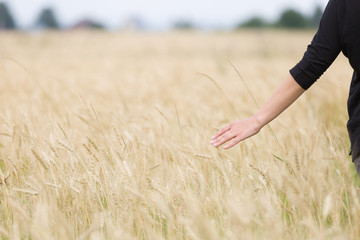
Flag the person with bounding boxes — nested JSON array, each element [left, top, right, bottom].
[[210, 0, 360, 176]]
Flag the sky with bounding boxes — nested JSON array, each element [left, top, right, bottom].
[[4, 0, 329, 29]]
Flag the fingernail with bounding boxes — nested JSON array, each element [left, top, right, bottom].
[[211, 136, 215, 140]]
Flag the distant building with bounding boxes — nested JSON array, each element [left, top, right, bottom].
[[71, 19, 104, 30]]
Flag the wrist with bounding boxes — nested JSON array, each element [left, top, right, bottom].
[[253, 111, 266, 130]]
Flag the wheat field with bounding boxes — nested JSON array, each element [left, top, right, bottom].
[[0, 30, 359, 239]]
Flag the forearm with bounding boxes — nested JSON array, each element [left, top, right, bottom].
[[211, 73, 305, 149], [254, 73, 305, 128]]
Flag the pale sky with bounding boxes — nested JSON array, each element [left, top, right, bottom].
[[4, 0, 329, 29]]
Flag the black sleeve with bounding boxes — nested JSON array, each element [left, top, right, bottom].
[[290, 0, 342, 90]]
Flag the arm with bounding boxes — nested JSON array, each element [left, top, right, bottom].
[[210, 73, 304, 149], [211, 0, 342, 149]]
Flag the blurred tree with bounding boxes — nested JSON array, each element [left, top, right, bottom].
[[276, 9, 309, 29], [173, 20, 194, 30], [0, 2, 16, 29], [71, 19, 105, 30], [311, 5, 323, 28], [36, 7, 59, 29], [87, 22, 104, 29], [237, 17, 268, 29]]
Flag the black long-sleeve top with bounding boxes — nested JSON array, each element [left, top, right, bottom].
[[290, 0, 360, 159]]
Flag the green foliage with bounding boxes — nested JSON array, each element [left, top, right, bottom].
[[89, 22, 104, 29], [275, 9, 310, 29], [36, 7, 59, 29], [237, 6, 324, 30], [173, 20, 194, 30], [238, 17, 268, 28], [0, 2, 16, 29], [311, 5, 324, 28], [72, 19, 105, 30]]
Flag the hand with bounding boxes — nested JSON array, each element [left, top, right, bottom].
[[210, 116, 262, 149]]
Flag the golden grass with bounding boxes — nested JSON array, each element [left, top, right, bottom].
[[0, 30, 359, 239]]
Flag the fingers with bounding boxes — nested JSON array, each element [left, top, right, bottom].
[[211, 124, 231, 140], [223, 136, 241, 149], [211, 132, 235, 148]]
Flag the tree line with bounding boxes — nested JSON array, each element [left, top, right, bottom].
[[0, 2, 323, 31], [238, 6, 323, 29], [0, 2, 103, 30]]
